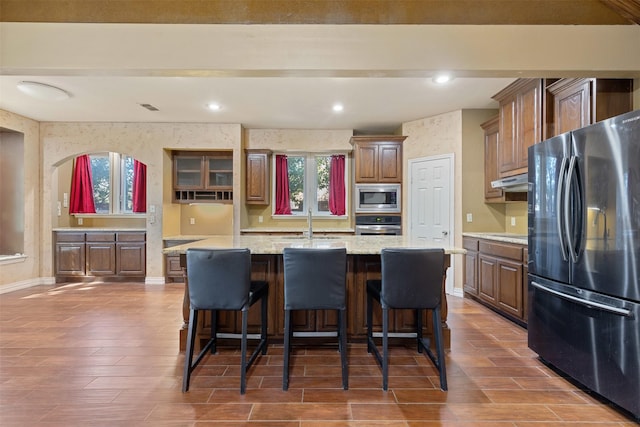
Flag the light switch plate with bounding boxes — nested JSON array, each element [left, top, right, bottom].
[[511, 217, 516, 226]]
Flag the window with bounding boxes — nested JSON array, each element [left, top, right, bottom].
[[88, 152, 138, 214], [274, 153, 346, 216]]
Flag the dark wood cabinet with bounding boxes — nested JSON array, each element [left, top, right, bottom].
[[462, 237, 479, 296], [245, 149, 271, 205], [351, 136, 406, 183], [173, 151, 233, 203], [165, 255, 184, 283], [116, 232, 146, 276], [481, 116, 527, 203], [55, 232, 85, 276], [55, 231, 146, 282], [547, 78, 633, 136], [464, 237, 526, 325], [86, 232, 116, 276], [493, 79, 543, 178]]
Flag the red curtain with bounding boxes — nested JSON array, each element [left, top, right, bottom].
[[329, 154, 346, 215], [274, 154, 292, 215], [132, 160, 146, 213], [69, 155, 96, 214]]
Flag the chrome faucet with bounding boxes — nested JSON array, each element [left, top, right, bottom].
[[307, 207, 313, 239]]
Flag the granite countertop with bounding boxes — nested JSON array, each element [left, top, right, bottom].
[[463, 232, 528, 245], [240, 228, 355, 234], [163, 234, 465, 256]]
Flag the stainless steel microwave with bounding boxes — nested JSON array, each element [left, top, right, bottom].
[[355, 183, 401, 213]]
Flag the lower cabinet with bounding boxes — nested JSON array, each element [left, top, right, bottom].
[[55, 231, 146, 282], [463, 236, 527, 325]]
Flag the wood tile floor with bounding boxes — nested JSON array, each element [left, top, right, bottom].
[[1, 283, 637, 426]]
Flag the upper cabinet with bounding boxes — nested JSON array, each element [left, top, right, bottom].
[[492, 79, 544, 178], [481, 116, 527, 203], [245, 149, 271, 205], [547, 78, 633, 136], [481, 116, 503, 201], [351, 135, 406, 183], [173, 151, 233, 203]]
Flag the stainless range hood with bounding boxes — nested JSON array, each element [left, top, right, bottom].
[[491, 173, 529, 192]]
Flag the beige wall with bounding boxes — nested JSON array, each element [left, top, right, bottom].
[[0, 110, 41, 292], [461, 109, 507, 233], [401, 110, 464, 293], [242, 128, 354, 230]]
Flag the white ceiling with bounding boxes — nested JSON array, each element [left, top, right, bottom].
[[1, 23, 639, 133]]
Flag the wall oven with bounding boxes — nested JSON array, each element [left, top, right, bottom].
[[355, 215, 401, 235], [355, 183, 401, 213]]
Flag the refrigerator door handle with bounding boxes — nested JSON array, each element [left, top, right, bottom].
[[556, 156, 569, 261], [531, 281, 632, 317], [565, 155, 579, 263]]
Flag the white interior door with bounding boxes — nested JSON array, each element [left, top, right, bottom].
[[409, 154, 454, 294]]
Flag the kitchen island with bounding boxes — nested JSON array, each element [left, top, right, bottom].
[[164, 235, 465, 351]]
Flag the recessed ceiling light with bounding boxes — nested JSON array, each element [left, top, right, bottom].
[[332, 103, 344, 112], [16, 81, 70, 100], [206, 103, 221, 111], [432, 74, 452, 84]]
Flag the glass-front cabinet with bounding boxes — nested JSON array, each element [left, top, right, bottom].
[[173, 151, 233, 203]]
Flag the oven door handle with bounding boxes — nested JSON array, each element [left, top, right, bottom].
[[356, 225, 401, 231]]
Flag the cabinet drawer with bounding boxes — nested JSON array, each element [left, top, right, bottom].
[[479, 240, 522, 261], [523, 247, 529, 264], [117, 232, 146, 242], [56, 232, 85, 242], [86, 232, 116, 242], [463, 237, 479, 251]]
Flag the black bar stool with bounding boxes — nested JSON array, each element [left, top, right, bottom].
[[282, 247, 348, 390], [183, 248, 268, 394], [366, 248, 447, 391]]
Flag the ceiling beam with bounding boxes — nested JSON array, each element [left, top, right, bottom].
[[0, 0, 634, 25]]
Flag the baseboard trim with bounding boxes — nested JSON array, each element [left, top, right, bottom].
[[0, 277, 55, 295], [145, 276, 166, 285]]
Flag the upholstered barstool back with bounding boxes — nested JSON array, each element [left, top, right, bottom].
[[183, 248, 268, 394], [379, 248, 444, 309], [282, 247, 348, 390], [367, 248, 447, 391]]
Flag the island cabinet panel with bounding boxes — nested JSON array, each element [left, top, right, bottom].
[[196, 255, 279, 342], [180, 253, 451, 351]]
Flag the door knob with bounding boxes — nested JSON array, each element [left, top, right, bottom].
[[442, 231, 448, 236]]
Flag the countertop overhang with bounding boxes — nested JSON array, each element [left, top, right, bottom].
[[163, 234, 465, 255]]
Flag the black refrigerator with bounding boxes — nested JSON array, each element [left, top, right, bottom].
[[527, 110, 640, 420]]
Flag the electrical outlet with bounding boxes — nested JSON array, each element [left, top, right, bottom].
[[57, 201, 62, 216], [77, 217, 83, 225], [258, 216, 263, 223], [511, 217, 516, 226], [189, 217, 195, 225], [466, 213, 473, 223]]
